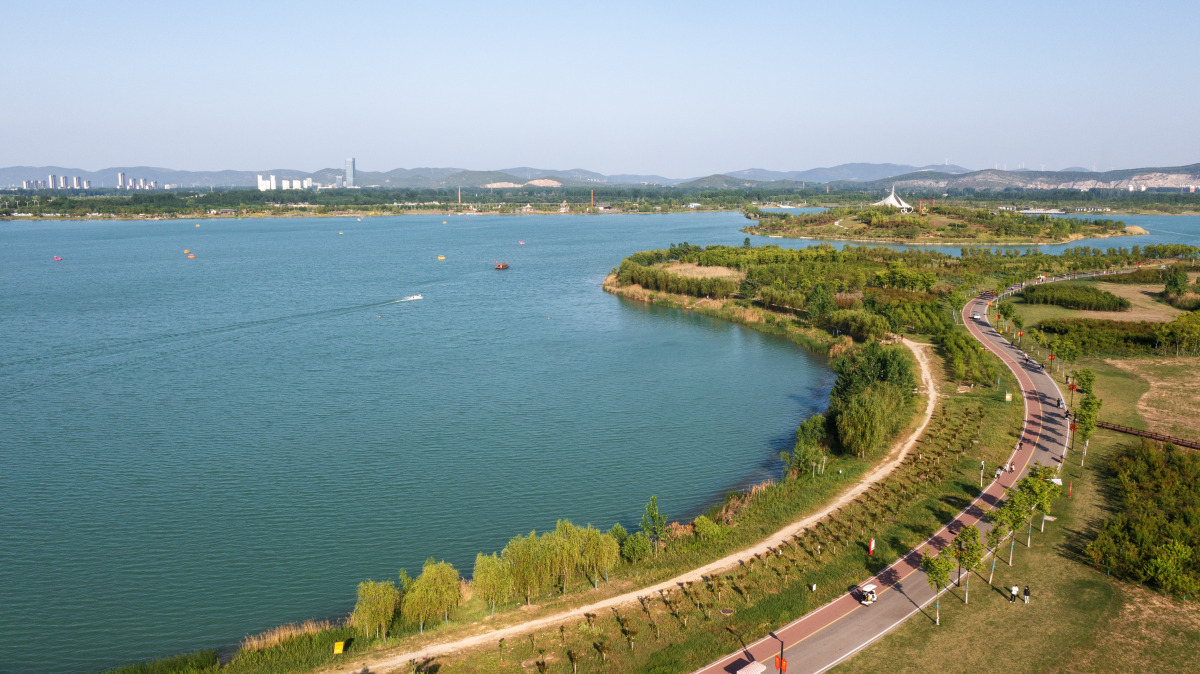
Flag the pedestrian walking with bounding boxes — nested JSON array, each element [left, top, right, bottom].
[[1010, 585, 1019, 603], [1024, 586, 1030, 604]]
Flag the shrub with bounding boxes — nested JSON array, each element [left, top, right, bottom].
[[1086, 440, 1200, 596], [693, 515, 724, 542], [620, 531, 653, 563]]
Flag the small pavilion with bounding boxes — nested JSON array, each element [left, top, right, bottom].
[[872, 185, 913, 213]]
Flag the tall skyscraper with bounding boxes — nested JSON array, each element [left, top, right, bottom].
[[118, 172, 126, 189], [48, 174, 57, 189], [345, 158, 356, 188]]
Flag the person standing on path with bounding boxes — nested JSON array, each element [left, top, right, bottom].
[[1024, 586, 1030, 604], [1010, 585, 1019, 603]]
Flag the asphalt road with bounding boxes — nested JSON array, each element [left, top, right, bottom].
[[695, 288, 1075, 674]]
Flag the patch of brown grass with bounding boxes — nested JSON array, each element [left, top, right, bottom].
[[241, 618, 339, 652], [1084, 281, 1185, 322], [657, 261, 746, 281], [1064, 584, 1200, 673], [1106, 357, 1200, 441]]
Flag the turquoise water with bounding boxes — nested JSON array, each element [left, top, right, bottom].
[[3, 211, 1196, 672], [0, 213, 836, 672]]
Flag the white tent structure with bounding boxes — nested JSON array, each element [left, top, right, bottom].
[[872, 185, 913, 213]]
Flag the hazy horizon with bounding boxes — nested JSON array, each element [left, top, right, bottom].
[[3, 0, 1197, 175]]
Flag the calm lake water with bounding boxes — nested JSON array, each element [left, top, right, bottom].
[[2, 211, 1197, 672]]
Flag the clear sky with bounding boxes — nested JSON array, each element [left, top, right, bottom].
[[2, 0, 1197, 177]]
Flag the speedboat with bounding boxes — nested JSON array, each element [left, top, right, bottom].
[[403, 294, 423, 301]]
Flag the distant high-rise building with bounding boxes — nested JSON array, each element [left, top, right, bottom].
[[118, 172, 126, 189], [59, 176, 68, 189], [83, 180, 91, 189], [48, 174, 57, 189], [257, 174, 269, 191], [302, 177, 313, 189], [269, 175, 277, 190], [345, 158, 355, 188], [72, 176, 81, 189]]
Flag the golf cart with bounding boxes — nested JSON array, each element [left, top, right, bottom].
[[859, 583, 878, 606]]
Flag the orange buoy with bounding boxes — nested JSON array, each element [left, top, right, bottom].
[[187, 254, 195, 259]]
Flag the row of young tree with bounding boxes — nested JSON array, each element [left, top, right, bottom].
[[921, 464, 1063, 624], [1021, 284, 1132, 311]]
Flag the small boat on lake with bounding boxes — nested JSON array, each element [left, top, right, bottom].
[[495, 262, 509, 270], [518, 241, 525, 245], [402, 294, 423, 301]]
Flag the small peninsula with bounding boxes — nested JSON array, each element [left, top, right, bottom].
[[743, 202, 1148, 244]]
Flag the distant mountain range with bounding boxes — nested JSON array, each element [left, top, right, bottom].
[[848, 163, 1200, 192], [2, 162, 1196, 191]]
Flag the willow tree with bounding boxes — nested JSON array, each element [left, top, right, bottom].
[[544, 520, 583, 594], [472, 552, 513, 617], [579, 525, 621, 587], [503, 531, 549, 605], [401, 558, 461, 632], [350, 579, 401, 642]]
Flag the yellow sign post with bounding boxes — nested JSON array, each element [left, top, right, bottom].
[[1005, 391, 1013, 403], [333, 641, 344, 655]]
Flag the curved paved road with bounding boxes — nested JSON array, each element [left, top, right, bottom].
[[695, 280, 1085, 674]]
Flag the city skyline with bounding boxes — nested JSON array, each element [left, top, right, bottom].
[[2, 1, 1197, 176]]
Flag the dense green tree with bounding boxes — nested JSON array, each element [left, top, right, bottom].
[[806, 282, 837, 325], [1164, 264, 1189, 296]]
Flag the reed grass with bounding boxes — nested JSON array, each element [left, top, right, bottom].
[[240, 619, 340, 652]]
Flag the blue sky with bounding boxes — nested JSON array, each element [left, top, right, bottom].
[[2, 0, 1197, 176]]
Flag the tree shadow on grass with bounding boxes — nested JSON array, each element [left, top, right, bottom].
[[1057, 440, 1127, 564]]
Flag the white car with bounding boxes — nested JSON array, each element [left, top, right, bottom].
[[971, 312, 982, 320]]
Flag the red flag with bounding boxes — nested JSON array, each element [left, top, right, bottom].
[[868, 538, 876, 556]]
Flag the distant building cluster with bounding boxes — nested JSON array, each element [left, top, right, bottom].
[[23, 174, 92, 190], [256, 157, 357, 191], [117, 172, 157, 190], [256, 175, 315, 191]]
